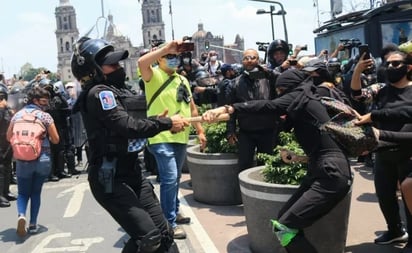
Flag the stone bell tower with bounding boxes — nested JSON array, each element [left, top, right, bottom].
[[141, 0, 165, 48], [55, 0, 79, 82]]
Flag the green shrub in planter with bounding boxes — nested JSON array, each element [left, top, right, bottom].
[[257, 131, 307, 185], [204, 122, 238, 154]]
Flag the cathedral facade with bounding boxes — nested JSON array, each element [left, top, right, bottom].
[[55, 0, 244, 82]]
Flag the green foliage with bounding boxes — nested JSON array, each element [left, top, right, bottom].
[[257, 131, 307, 185], [204, 122, 238, 153]]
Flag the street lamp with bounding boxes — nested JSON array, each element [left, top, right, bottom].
[[256, 5, 275, 41], [250, 0, 288, 43]]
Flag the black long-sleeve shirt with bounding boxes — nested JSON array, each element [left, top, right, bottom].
[[371, 106, 412, 144], [232, 88, 342, 157]]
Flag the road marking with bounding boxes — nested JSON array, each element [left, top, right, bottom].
[[179, 192, 220, 253], [31, 232, 104, 253], [57, 182, 89, 218]]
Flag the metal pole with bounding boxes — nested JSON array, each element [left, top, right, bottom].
[[270, 6, 275, 40], [249, 0, 288, 43], [169, 0, 175, 40]]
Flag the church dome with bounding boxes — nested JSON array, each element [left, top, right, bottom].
[[192, 23, 207, 39]]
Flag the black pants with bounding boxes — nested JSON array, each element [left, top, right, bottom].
[[89, 162, 177, 253], [374, 149, 412, 239], [278, 152, 352, 253], [0, 159, 12, 197], [237, 129, 278, 171]]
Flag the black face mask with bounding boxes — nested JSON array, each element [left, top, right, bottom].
[[105, 67, 126, 88], [386, 64, 408, 83]]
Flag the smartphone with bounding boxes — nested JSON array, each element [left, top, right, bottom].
[[177, 42, 194, 52], [358, 44, 370, 59], [289, 60, 297, 66]]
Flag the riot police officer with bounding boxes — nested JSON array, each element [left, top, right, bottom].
[[0, 86, 16, 207], [71, 36, 186, 253], [37, 78, 79, 180]]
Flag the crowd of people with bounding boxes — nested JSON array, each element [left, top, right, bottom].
[[2, 34, 412, 253]]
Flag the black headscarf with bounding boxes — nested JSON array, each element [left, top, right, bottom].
[[273, 69, 320, 117]]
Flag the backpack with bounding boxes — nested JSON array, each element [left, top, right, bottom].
[[10, 109, 46, 161], [319, 96, 378, 157]]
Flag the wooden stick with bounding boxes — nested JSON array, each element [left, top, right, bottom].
[[187, 113, 230, 123]]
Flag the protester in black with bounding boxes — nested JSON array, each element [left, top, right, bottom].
[[203, 69, 353, 253], [351, 51, 412, 251], [71, 37, 187, 253]]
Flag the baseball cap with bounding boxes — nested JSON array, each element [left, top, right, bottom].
[[302, 58, 327, 72], [99, 50, 129, 65]]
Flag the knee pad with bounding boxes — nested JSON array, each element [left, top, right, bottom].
[[136, 229, 162, 253], [271, 219, 298, 247]]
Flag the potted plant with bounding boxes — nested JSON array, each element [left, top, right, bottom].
[[186, 122, 241, 205], [239, 131, 352, 253]]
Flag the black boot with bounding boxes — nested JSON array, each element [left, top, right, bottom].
[[0, 196, 10, 208], [0, 166, 10, 207], [3, 162, 16, 201]]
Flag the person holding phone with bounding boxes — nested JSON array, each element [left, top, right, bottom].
[[138, 40, 206, 239], [351, 51, 412, 252]]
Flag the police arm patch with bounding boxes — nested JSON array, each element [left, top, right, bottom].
[[98, 90, 117, 110]]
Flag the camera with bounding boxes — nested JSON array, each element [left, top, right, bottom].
[[300, 45, 308, 51], [289, 60, 297, 66], [339, 38, 362, 50], [176, 83, 191, 103], [256, 41, 269, 52]]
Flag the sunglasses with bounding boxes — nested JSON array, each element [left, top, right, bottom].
[[163, 54, 178, 59], [385, 61, 405, 68], [243, 55, 258, 61]]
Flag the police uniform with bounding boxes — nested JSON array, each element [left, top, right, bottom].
[[79, 83, 178, 253]]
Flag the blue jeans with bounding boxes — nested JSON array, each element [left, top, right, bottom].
[[148, 143, 186, 228], [16, 153, 51, 225]]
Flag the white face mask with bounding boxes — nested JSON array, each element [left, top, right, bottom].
[[210, 56, 217, 61], [183, 58, 191, 65]]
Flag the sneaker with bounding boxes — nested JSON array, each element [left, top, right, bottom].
[[28, 224, 39, 234], [176, 214, 191, 224], [16, 216, 27, 237], [173, 225, 187, 240], [375, 229, 408, 245]]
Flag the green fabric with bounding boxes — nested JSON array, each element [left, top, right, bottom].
[[144, 67, 192, 144], [271, 219, 298, 247]]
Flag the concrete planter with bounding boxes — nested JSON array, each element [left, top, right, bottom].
[[182, 135, 198, 173], [239, 166, 352, 253], [186, 144, 241, 205]]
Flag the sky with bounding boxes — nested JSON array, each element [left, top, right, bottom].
[[0, 0, 342, 79]]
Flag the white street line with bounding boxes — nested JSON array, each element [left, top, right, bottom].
[[178, 192, 220, 253]]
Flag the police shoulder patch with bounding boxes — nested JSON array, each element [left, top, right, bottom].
[[98, 90, 117, 110]]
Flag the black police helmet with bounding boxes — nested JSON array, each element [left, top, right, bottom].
[[267, 39, 289, 66], [10, 85, 22, 95], [71, 37, 114, 82], [194, 68, 213, 86]]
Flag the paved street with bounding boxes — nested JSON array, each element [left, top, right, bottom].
[[0, 160, 409, 253]]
